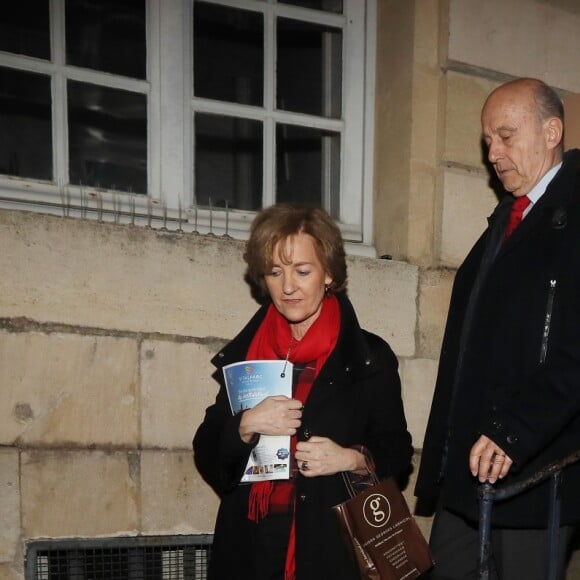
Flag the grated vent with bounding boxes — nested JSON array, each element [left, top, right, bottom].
[[26, 535, 213, 580]]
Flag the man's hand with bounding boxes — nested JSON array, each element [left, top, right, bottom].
[[469, 434, 513, 483]]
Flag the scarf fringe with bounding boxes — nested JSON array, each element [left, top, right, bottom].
[[248, 480, 274, 522]]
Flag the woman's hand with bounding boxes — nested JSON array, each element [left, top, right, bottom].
[[239, 396, 303, 443], [295, 436, 368, 477]]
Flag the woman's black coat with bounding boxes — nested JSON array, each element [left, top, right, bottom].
[[415, 149, 580, 527], [194, 292, 413, 579]]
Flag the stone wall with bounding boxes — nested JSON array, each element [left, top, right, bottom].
[[3, 0, 580, 577], [0, 210, 429, 577]]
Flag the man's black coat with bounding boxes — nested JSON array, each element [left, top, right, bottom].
[[194, 292, 413, 579], [416, 149, 580, 527]]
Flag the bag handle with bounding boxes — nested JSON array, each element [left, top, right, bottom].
[[341, 446, 379, 498]]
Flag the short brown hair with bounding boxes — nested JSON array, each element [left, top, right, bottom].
[[244, 204, 347, 300]]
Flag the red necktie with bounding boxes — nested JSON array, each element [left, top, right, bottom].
[[504, 195, 531, 240]]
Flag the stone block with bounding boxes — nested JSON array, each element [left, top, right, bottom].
[[0, 449, 20, 563], [0, 211, 257, 339], [439, 169, 498, 268], [0, 563, 22, 580], [141, 450, 219, 534], [417, 268, 455, 359], [141, 340, 219, 449], [0, 332, 138, 446], [448, 0, 580, 92], [444, 73, 498, 169], [564, 93, 580, 151], [347, 257, 418, 357], [407, 165, 439, 266], [21, 451, 139, 538], [399, 358, 438, 449]]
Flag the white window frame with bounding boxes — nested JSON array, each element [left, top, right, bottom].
[[0, 0, 376, 255]]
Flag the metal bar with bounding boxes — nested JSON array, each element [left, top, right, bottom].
[[492, 448, 580, 502], [547, 471, 562, 580], [477, 448, 580, 580], [477, 482, 495, 580]]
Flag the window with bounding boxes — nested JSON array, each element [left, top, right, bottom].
[[0, 0, 148, 201], [0, 0, 376, 247]]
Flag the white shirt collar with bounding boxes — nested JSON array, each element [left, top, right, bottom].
[[526, 162, 563, 208]]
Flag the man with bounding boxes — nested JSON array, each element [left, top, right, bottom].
[[415, 77, 580, 579]]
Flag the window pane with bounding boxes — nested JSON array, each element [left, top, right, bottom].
[[0, 67, 52, 181], [277, 18, 342, 118], [194, 2, 263, 107], [0, 0, 50, 59], [279, 0, 343, 14], [66, 0, 146, 79], [276, 124, 340, 214], [68, 81, 147, 193], [195, 113, 263, 211]]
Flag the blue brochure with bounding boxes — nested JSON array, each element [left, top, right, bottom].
[[223, 360, 293, 483]]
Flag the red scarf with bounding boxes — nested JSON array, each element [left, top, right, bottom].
[[245, 294, 340, 579]]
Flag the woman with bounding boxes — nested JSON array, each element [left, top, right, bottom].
[[193, 204, 412, 579]]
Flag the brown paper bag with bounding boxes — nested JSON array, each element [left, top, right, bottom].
[[333, 474, 434, 580]]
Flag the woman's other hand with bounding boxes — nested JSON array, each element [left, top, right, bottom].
[[239, 396, 303, 443], [295, 436, 368, 477]]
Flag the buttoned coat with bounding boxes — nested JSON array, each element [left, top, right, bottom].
[[415, 149, 580, 527], [194, 292, 413, 579]]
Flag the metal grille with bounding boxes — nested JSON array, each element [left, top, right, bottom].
[[26, 535, 213, 580]]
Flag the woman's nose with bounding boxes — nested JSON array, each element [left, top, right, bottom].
[[283, 275, 296, 294]]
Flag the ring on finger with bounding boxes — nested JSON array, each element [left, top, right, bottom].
[[301, 461, 309, 471]]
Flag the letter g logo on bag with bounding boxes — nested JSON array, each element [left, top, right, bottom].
[[362, 493, 391, 528]]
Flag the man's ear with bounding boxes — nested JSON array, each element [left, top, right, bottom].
[[545, 117, 564, 150]]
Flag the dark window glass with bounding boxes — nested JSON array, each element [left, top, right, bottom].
[[0, 67, 52, 181], [0, 1, 50, 59], [277, 18, 342, 118], [66, 0, 146, 79], [195, 113, 263, 211], [276, 124, 340, 213], [194, 2, 263, 107], [68, 81, 147, 193], [279, 0, 343, 14]]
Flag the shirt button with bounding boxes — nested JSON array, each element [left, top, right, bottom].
[[303, 428, 312, 440], [299, 493, 307, 502], [506, 434, 518, 445]]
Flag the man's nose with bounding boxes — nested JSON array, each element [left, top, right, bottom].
[[487, 141, 501, 163]]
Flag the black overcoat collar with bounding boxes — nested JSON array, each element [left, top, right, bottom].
[[211, 292, 379, 386]]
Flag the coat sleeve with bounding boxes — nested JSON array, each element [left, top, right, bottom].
[[363, 335, 414, 481], [193, 371, 257, 496], [474, 206, 580, 471], [479, 266, 580, 471]]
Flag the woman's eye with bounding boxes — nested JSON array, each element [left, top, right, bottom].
[[267, 270, 282, 277], [297, 270, 310, 276]]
